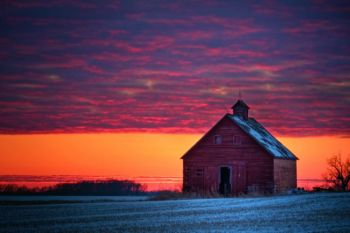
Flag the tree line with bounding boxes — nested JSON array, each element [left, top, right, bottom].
[[0, 180, 146, 195]]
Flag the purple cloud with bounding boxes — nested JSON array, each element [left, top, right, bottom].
[[0, 0, 349, 136]]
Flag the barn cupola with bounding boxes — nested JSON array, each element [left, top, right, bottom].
[[231, 99, 249, 119]]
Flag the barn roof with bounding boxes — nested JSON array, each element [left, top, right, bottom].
[[228, 115, 298, 160]]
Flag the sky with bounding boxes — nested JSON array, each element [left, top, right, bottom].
[[0, 0, 350, 190]]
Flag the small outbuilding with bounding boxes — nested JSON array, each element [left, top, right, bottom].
[[181, 99, 298, 195]]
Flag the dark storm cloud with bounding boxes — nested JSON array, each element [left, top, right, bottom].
[[0, 0, 349, 136]]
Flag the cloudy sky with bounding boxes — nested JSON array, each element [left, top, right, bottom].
[[1, 0, 349, 137]]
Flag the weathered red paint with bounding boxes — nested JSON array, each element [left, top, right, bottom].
[[181, 100, 297, 195]]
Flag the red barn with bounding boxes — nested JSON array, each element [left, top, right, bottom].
[[181, 99, 298, 195]]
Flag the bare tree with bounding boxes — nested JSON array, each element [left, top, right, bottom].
[[323, 153, 350, 191]]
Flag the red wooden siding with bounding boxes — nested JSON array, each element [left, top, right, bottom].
[[273, 159, 297, 192], [183, 116, 276, 195]]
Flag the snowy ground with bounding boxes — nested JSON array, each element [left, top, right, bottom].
[[0, 192, 349, 233]]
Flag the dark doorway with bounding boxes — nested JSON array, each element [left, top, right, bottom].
[[219, 167, 231, 195]]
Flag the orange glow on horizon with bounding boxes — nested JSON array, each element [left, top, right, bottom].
[[0, 133, 349, 189], [278, 136, 350, 179], [0, 133, 200, 177]]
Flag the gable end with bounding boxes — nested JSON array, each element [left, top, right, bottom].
[[181, 114, 230, 159]]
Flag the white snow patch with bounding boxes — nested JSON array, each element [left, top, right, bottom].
[[0, 193, 349, 233], [230, 115, 297, 159]]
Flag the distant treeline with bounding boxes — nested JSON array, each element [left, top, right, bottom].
[[0, 180, 146, 195]]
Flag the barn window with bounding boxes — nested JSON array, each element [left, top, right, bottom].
[[196, 168, 203, 177], [214, 135, 222, 144], [184, 168, 191, 182], [233, 136, 241, 145]]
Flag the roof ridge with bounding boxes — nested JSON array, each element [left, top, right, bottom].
[[229, 115, 298, 160]]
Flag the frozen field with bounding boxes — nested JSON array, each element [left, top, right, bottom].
[[0, 192, 349, 233]]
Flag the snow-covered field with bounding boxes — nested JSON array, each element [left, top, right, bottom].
[[0, 192, 349, 233]]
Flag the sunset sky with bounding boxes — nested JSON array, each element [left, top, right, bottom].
[[0, 0, 349, 190]]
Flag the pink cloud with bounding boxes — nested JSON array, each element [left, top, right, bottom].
[[251, 2, 294, 18], [283, 20, 342, 36]]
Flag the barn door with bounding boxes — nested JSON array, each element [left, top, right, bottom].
[[237, 165, 246, 194], [192, 167, 204, 192], [219, 167, 231, 195]]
